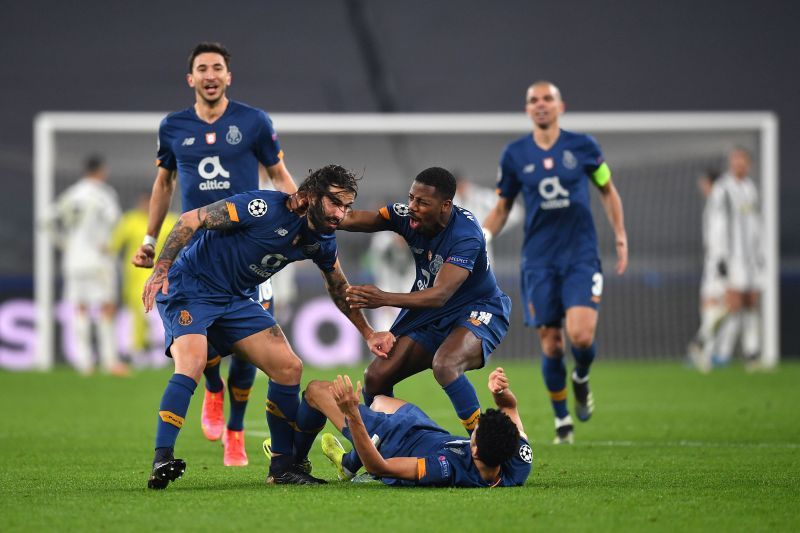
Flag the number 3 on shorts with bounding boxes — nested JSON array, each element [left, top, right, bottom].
[[592, 272, 603, 297]]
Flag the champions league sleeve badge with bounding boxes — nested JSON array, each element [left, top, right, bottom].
[[247, 198, 268, 217]]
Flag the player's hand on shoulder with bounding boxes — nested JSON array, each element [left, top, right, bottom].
[[346, 284, 388, 309], [132, 244, 155, 268], [330, 375, 362, 417], [367, 331, 395, 359], [488, 367, 509, 394]]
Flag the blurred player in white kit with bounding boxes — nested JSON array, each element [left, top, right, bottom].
[[704, 148, 763, 370], [54, 156, 127, 375]]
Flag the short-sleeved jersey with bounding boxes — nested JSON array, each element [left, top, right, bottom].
[[156, 100, 283, 212], [355, 404, 532, 488], [497, 129, 606, 269], [166, 190, 337, 299], [414, 436, 533, 488], [378, 203, 505, 337]]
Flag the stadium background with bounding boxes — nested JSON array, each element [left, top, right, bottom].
[[1, 0, 798, 365]]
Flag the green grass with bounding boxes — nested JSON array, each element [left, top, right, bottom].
[[1, 361, 798, 532]]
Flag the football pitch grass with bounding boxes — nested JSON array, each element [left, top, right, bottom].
[[1, 360, 798, 532]]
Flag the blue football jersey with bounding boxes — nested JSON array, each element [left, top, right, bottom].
[[497, 129, 606, 269], [156, 100, 283, 212], [378, 203, 504, 337], [414, 436, 533, 488], [165, 190, 337, 299]]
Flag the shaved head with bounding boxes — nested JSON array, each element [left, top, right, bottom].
[[527, 81, 562, 102]]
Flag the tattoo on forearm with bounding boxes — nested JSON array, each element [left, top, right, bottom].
[[267, 324, 283, 338], [200, 199, 238, 231], [157, 218, 194, 263], [325, 267, 367, 330]]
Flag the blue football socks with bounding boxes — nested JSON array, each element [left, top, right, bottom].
[[572, 343, 597, 380], [443, 374, 481, 433], [541, 355, 569, 419], [266, 380, 300, 470], [154, 373, 197, 460], [227, 357, 256, 431]]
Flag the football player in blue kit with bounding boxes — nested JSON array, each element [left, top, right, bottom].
[[483, 81, 628, 444], [132, 42, 298, 466], [299, 368, 531, 488], [141, 165, 395, 489], [339, 167, 512, 440]]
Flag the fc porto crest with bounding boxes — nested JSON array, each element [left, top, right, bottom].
[[562, 150, 577, 170], [178, 310, 193, 326], [226, 125, 242, 145], [429, 254, 444, 275]]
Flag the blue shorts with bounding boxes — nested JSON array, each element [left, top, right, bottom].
[[400, 293, 511, 363], [156, 272, 276, 358], [521, 259, 602, 328], [205, 286, 274, 360], [344, 403, 450, 459]]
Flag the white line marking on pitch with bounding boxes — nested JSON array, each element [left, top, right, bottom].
[[578, 440, 800, 449]]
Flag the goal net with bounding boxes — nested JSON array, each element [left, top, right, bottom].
[[33, 112, 779, 369]]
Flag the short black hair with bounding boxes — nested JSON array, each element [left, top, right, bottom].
[[84, 155, 105, 174], [188, 42, 231, 73], [414, 167, 456, 201], [474, 408, 520, 468], [298, 164, 359, 199]]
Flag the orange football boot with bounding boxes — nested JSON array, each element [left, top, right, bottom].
[[201, 383, 225, 441], [222, 428, 248, 467]]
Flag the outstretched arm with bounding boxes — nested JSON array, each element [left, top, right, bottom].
[[346, 263, 469, 310], [321, 260, 395, 358], [141, 199, 239, 312], [487, 367, 527, 440], [132, 166, 177, 268], [338, 209, 392, 233], [331, 375, 419, 481], [597, 180, 628, 275]]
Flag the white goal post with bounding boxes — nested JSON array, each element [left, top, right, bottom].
[[33, 111, 780, 370]]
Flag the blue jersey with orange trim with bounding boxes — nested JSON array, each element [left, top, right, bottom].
[[156, 100, 283, 212], [413, 436, 533, 487], [378, 203, 504, 337], [168, 190, 337, 299], [497, 129, 605, 269]]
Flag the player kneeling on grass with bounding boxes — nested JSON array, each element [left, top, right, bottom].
[[297, 368, 531, 487], [141, 165, 394, 489]]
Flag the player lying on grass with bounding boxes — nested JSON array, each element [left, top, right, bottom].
[[297, 368, 532, 487], [141, 165, 394, 489]]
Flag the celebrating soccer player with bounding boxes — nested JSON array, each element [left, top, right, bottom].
[[132, 42, 297, 467], [339, 167, 511, 439], [142, 165, 395, 489], [483, 81, 628, 444]]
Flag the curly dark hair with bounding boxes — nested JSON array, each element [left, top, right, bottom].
[[298, 164, 360, 200], [188, 42, 231, 73], [474, 408, 520, 467], [414, 167, 456, 201]]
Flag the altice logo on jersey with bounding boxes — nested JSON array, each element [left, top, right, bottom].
[[538, 176, 570, 210], [197, 156, 231, 190]]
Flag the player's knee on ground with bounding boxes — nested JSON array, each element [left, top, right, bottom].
[[269, 354, 303, 385]]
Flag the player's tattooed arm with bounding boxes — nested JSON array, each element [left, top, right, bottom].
[[322, 260, 395, 358]]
